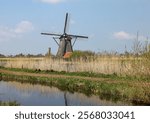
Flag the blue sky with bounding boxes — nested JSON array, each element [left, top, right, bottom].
[[0, 0, 150, 55]]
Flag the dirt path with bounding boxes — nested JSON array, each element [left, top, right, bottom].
[[0, 69, 111, 82], [1, 69, 150, 86]]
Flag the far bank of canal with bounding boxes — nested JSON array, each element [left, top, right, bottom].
[[0, 68, 150, 106]]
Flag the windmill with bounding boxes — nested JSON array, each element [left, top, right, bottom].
[[41, 13, 88, 58]]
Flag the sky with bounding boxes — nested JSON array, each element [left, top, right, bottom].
[[0, 0, 150, 55]]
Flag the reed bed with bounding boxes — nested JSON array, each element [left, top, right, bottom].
[[0, 56, 149, 77]]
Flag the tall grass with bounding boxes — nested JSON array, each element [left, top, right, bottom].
[[0, 55, 149, 77]]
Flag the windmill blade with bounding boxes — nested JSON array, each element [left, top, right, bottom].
[[64, 13, 68, 34], [41, 33, 62, 37], [68, 34, 88, 39]]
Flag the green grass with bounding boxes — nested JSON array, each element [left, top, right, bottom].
[[1, 72, 150, 105], [0, 101, 20, 106], [1, 66, 150, 82]]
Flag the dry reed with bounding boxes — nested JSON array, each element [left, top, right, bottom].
[[1, 56, 149, 77]]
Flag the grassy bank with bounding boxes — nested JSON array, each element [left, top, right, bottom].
[[1, 66, 150, 81], [0, 68, 150, 105], [0, 101, 20, 106]]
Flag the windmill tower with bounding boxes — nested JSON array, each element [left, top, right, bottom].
[[41, 13, 88, 58]]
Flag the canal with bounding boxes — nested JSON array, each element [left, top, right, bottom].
[[0, 80, 132, 106]]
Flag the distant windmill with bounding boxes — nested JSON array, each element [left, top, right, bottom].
[[41, 13, 88, 58]]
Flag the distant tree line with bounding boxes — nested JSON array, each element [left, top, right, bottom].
[[71, 50, 95, 58], [0, 40, 149, 58], [0, 53, 44, 58], [0, 54, 6, 58]]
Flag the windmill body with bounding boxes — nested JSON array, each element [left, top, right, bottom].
[[41, 13, 88, 58], [57, 37, 73, 57]]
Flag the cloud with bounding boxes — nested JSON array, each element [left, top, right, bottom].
[[113, 31, 147, 41], [113, 31, 134, 40], [14, 21, 34, 34], [38, 0, 65, 4], [0, 27, 16, 40], [0, 21, 34, 41]]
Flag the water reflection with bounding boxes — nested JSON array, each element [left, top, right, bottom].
[[0, 81, 132, 106]]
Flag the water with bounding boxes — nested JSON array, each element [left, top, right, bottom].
[[0, 80, 131, 106]]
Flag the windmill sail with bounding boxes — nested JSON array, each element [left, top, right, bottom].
[[64, 13, 68, 34], [41, 13, 88, 58]]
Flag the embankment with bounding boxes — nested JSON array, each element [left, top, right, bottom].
[[0, 68, 150, 105]]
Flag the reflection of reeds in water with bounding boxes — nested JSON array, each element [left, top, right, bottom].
[[5, 81, 63, 97], [63, 92, 132, 106]]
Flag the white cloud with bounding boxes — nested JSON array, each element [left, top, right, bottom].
[[38, 0, 65, 4], [113, 31, 147, 41], [0, 27, 16, 41], [113, 31, 134, 40], [0, 21, 34, 41], [15, 21, 34, 34]]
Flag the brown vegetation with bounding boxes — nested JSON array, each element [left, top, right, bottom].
[[0, 54, 149, 78], [0, 41, 150, 77]]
